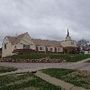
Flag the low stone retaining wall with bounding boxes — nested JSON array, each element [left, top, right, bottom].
[[0, 57, 65, 63]]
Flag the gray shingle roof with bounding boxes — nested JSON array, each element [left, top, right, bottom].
[[32, 39, 62, 47], [6, 32, 28, 45], [5, 32, 62, 47]]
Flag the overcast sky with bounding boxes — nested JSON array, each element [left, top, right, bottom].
[[0, 0, 90, 46]]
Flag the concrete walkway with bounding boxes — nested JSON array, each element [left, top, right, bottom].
[[75, 58, 90, 64], [35, 71, 87, 90]]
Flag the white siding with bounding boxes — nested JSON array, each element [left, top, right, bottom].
[[20, 34, 36, 50], [56, 47, 63, 52], [61, 40, 77, 47], [2, 38, 14, 57]]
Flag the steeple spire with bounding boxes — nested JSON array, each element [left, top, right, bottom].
[[67, 28, 69, 37], [65, 28, 71, 41]]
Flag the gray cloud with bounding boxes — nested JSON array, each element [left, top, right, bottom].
[[0, 0, 90, 46]]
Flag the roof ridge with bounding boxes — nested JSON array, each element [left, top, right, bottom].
[[6, 32, 28, 45]]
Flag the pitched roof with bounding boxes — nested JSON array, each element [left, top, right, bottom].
[[32, 39, 62, 47], [5, 33, 62, 47], [6, 32, 28, 45]]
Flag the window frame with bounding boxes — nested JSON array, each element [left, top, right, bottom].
[[23, 44, 30, 49], [4, 43, 7, 49]]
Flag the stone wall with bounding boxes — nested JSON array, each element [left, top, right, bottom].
[[1, 57, 64, 63]]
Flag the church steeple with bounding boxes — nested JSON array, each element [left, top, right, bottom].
[[65, 28, 71, 41], [67, 29, 70, 37]]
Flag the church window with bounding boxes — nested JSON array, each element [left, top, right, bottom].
[[40, 47, 43, 50], [50, 48, 53, 51], [23, 44, 30, 49], [4, 44, 7, 49], [15, 46, 17, 49]]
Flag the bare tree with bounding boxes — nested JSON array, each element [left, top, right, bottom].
[[77, 39, 89, 50]]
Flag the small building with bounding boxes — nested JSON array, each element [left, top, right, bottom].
[[84, 50, 90, 54], [61, 29, 78, 53], [83, 46, 90, 54]]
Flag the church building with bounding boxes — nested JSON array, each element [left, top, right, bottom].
[[2, 29, 78, 57]]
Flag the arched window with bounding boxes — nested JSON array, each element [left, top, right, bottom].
[[4, 44, 7, 49], [50, 48, 53, 52], [15, 46, 17, 49]]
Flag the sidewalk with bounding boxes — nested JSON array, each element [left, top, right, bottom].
[[76, 58, 90, 64], [35, 71, 86, 90]]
